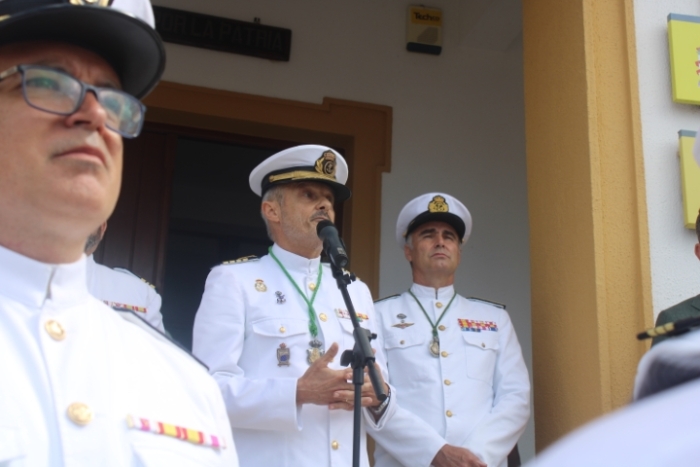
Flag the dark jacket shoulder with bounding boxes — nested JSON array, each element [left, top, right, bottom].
[[651, 294, 700, 346]]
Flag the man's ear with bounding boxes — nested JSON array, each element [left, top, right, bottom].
[[694, 243, 700, 262], [403, 242, 413, 263], [98, 222, 107, 242], [262, 200, 281, 224]]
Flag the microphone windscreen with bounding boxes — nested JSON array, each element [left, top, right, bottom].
[[316, 220, 335, 236]]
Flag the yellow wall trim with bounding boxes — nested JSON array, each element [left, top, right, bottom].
[[524, 0, 652, 450]]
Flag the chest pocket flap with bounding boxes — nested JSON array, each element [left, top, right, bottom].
[[461, 330, 500, 383], [251, 318, 308, 337], [383, 329, 426, 350], [461, 331, 500, 351]]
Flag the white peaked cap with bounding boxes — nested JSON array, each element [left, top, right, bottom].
[[396, 192, 472, 249]]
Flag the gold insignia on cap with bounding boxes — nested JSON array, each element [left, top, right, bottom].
[[69, 0, 113, 6], [428, 195, 449, 213], [315, 150, 337, 179]]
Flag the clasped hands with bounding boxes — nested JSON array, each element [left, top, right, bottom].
[[296, 342, 386, 410]]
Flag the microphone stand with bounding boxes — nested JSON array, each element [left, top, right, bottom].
[[329, 261, 387, 467]]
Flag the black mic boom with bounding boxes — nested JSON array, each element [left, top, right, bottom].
[[316, 220, 349, 268]]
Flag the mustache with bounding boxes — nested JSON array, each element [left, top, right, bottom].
[[311, 211, 330, 221]]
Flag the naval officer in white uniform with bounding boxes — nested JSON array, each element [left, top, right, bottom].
[[194, 147, 494, 467], [374, 193, 531, 467], [0, 1, 237, 465], [194, 145, 406, 467], [84, 222, 165, 332]]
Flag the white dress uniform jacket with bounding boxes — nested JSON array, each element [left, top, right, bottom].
[[374, 284, 531, 467], [524, 378, 700, 467], [0, 245, 238, 467], [86, 254, 165, 332], [193, 244, 399, 467]]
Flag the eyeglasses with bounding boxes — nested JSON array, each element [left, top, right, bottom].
[[0, 64, 146, 138]]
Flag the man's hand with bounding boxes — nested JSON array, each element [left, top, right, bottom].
[[431, 445, 487, 467], [329, 362, 388, 410], [296, 343, 354, 405]]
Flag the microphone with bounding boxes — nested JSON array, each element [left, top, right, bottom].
[[316, 220, 349, 269]]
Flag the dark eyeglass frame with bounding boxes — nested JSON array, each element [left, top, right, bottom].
[[0, 64, 146, 138]]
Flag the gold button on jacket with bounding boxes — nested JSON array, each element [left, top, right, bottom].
[[67, 402, 93, 426], [45, 320, 66, 341]]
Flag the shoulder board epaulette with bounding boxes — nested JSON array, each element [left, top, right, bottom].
[[637, 315, 700, 341], [114, 309, 208, 370], [374, 294, 401, 304], [113, 267, 156, 289], [467, 297, 506, 310], [221, 255, 259, 265]]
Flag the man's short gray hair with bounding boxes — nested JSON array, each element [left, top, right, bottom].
[[261, 186, 285, 241]]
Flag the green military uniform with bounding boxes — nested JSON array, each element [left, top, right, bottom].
[[651, 294, 700, 346]]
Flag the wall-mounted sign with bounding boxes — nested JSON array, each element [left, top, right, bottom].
[[406, 6, 442, 55], [678, 130, 700, 229], [668, 13, 700, 105], [153, 6, 291, 61]]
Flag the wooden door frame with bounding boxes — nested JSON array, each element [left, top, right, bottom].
[[143, 81, 393, 295]]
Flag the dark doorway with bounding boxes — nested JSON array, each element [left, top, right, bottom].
[[163, 138, 276, 349]]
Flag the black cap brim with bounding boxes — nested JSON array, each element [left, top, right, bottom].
[[405, 212, 466, 242], [0, 5, 165, 98]]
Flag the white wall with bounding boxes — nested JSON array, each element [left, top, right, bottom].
[[153, 0, 534, 460], [634, 0, 700, 316]]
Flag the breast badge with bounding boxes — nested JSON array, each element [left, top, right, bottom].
[[392, 313, 415, 329], [254, 279, 267, 292], [275, 291, 286, 304], [277, 343, 290, 366]]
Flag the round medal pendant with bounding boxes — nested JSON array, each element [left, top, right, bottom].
[[429, 338, 440, 357]]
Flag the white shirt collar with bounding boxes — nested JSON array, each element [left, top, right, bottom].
[[410, 282, 455, 301], [0, 244, 89, 309], [270, 243, 321, 275]]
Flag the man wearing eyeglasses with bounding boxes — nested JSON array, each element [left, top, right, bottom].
[[0, 0, 237, 465]]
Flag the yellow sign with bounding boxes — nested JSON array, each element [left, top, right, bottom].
[[678, 130, 700, 229], [409, 7, 442, 26], [668, 14, 700, 105]]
